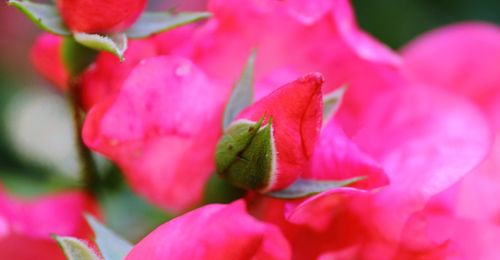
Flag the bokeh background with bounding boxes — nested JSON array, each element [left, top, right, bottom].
[[0, 0, 499, 242]]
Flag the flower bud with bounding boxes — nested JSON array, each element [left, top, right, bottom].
[[216, 73, 324, 192], [56, 0, 147, 33], [216, 117, 276, 191]]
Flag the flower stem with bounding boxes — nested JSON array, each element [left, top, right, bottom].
[[68, 77, 100, 195]]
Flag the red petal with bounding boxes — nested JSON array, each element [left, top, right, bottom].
[[237, 73, 324, 190], [56, 0, 146, 33]]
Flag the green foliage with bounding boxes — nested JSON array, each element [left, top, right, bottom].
[[267, 176, 365, 199], [54, 236, 101, 260], [73, 33, 127, 62], [126, 11, 212, 39], [222, 51, 256, 129], [61, 37, 98, 77], [8, 0, 71, 36]]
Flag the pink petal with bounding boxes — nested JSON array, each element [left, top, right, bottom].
[[0, 189, 99, 259], [306, 118, 389, 189], [30, 33, 69, 91], [126, 200, 290, 260], [192, 0, 404, 133], [331, 0, 401, 66], [402, 22, 500, 128], [237, 73, 324, 190], [283, 0, 333, 24], [354, 86, 492, 240], [83, 56, 228, 212], [80, 39, 158, 110]]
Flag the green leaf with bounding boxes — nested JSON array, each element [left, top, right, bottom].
[[54, 235, 101, 260], [126, 11, 212, 39], [62, 36, 98, 77], [8, 0, 70, 35], [222, 51, 256, 129], [323, 85, 347, 121], [73, 33, 127, 61], [267, 176, 365, 199], [85, 215, 133, 260]]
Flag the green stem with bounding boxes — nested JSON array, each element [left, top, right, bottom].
[[68, 77, 100, 195]]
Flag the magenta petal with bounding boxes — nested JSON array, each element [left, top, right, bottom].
[[83, 56, 228, 212], [286, 187, 368, 231], [0, 189, 98, 259], [306, 118, 389, 189], [354, 86, 492, 239], [331, 0, 401, 66], [402, 22, 500, 127], [126, 200, 291, 260], [284, 0, 333, 24]]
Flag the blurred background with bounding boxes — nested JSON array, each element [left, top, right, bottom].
[[0, 0, 499, 242]]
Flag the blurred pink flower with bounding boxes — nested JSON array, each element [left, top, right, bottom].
[[0, 188, 99, 260], [400, 21, 500, 258], [126, 200, 290, 260]]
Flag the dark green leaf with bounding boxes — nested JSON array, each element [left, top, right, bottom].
[[85, 215, 133, 260], [222, 51, 256, 129], [126, 11, 212, 39], [267, 176, 365, 199], [73, 32, 127, 61], [8, 0, 70, 35]]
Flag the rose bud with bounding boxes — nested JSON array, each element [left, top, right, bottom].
[[56, 0, 147, 33], [216, 73, 323, 192]]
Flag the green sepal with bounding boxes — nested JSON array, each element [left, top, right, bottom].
[[216, 117, 275, 191], [85, 215, 133, 260], [323, 85, 347, 121], [8, 0, 71, 36], [222, 50, 256, 129], [126, 11, 212, 39], [203, 174, 246, 204], [266, 176, 365, 199], [73, 32, 127, 61], [53, 235, 101, 260], [62, 36, 98, 77]]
